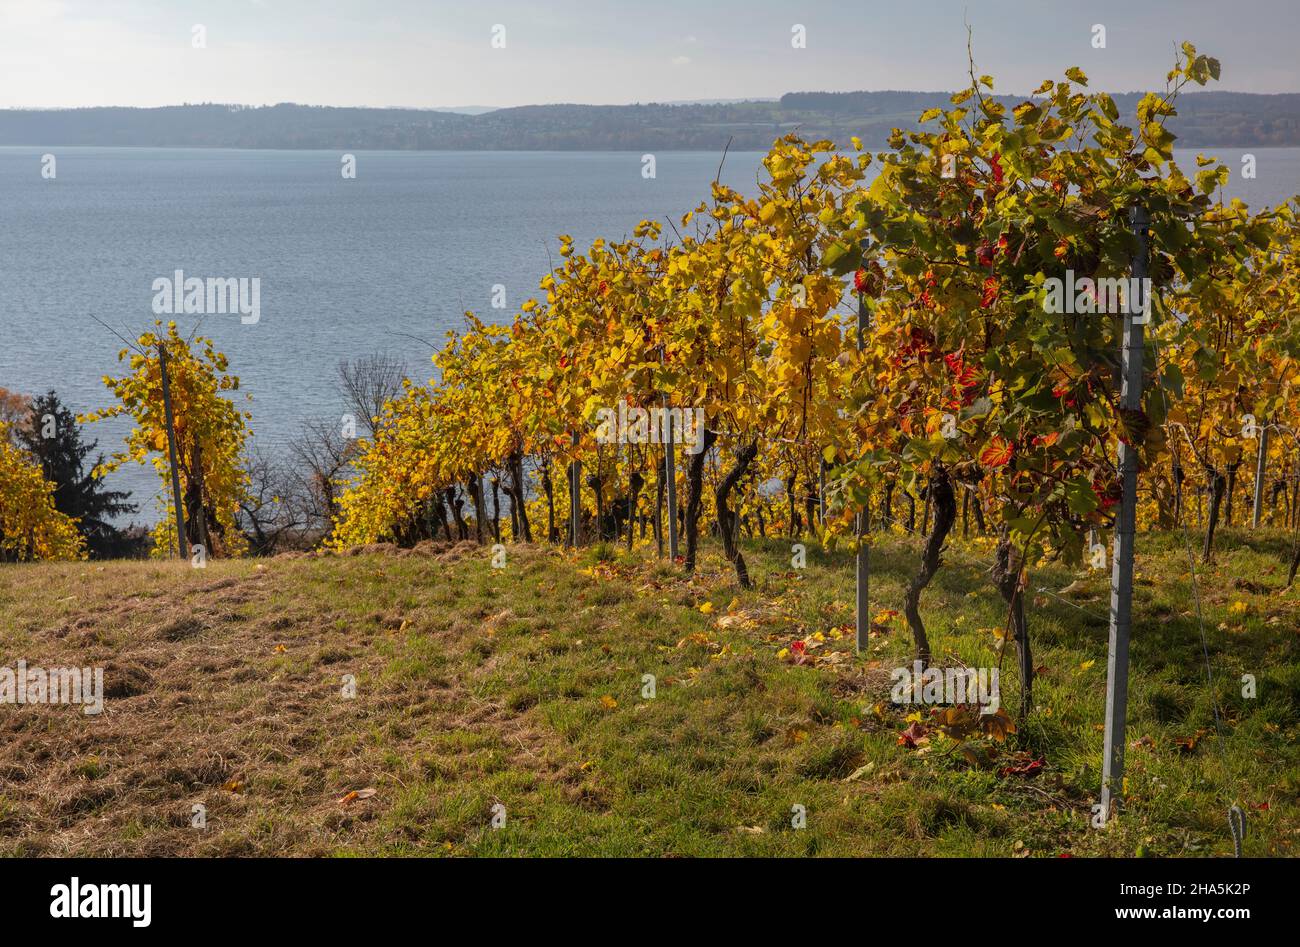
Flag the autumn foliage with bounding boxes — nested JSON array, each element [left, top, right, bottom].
[[84, 322, 250, 558], [0, 421, 85, 562]]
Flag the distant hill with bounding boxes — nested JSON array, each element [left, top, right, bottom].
[[0, 91, 1296, 151], [780, 90, 1300, 149]]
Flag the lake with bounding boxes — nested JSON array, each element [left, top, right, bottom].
[[1, 146, 1297, 521], [0, 148, 770, 518]]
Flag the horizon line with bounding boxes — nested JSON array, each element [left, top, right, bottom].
[[3, 87, 1296, 113]]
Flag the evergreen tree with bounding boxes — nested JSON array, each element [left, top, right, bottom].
[[17, 391, 138, 558]]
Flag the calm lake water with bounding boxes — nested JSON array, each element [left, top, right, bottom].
[[0, 148, 769, 518], [1, 146, 1298, 521]]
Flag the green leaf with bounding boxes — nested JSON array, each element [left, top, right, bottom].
[[1065, 476, 1100, 515], [821, 240, 851, 271], [1013, 102, 1042, 125]]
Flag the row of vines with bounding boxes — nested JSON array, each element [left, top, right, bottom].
[[320, 44, 1299, 699]]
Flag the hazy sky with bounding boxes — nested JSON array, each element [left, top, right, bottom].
[[1, 0, 1296, 109]]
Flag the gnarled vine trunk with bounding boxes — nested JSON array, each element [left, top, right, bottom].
[[971, 489, 986, 534], [183, 442, 206, 555], [683, 427, 717, 574], [716, 438, 758, 588], [626, 470, 644, 550], [586, 473, 605, 540], [489, 476, 502, 542], [902, 470, 956, 664], [509, 451, 533, 542], [447, 486, 467, 541], [184, 441, 222, 557], [541, 462, 556, 543], [993, 534, 1032, 719], [466, 475, 485, 544], [1203, 467, 1226, 562], [431, 492, 451, 541]]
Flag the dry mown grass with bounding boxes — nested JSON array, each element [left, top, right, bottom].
[[0, 541, 567, 856]]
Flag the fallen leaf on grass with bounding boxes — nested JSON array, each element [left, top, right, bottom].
[[998, 756, 1045, 778], [897, 721, 929, 749], [677, 632, 718, 650], [981, 707, 1016, 741], [339, 787, 377, 806]]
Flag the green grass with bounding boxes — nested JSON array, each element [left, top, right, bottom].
[[0, 528, 1295, 857]]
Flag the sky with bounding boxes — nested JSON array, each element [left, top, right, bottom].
[[0, 0, 1296, 110]]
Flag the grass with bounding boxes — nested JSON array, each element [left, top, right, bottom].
[[0, 527, 1296, 857]]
